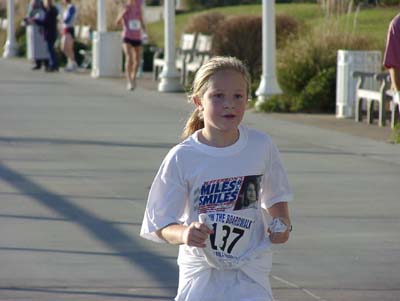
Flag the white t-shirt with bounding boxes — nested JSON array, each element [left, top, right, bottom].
[[140, 125, 293, 298]]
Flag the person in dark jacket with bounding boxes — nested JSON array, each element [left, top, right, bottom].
[[41, 0, 59, 71]]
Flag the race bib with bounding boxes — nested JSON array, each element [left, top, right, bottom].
[[128, 19, 140, 31], [202, 212, 254, 259]]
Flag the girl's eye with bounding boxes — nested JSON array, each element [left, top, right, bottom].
[[214, 93, 224, 98], [235, 94, 244, 99]]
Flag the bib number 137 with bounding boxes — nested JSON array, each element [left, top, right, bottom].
[[208, 223, 246, 255]]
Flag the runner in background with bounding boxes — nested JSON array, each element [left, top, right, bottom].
[[116, 0, 146, 91]]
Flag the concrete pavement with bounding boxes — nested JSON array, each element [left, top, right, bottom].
[[0, 58, 399, 301]]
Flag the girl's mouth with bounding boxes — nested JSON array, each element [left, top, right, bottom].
[[223, 114, 236, 119]]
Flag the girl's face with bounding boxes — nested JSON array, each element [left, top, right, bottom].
[[246, 183, 257, 202], [195, 69, 247, 139]]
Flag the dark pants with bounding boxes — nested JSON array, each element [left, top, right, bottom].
[[46, 39, 58, 70]]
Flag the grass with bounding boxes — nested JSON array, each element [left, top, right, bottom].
[[334, 7, 399, 51], [147, 3, 394, 50], [391, 122, 400, 144], [148, 3, 322, 47], [1, 3, 396, 63]]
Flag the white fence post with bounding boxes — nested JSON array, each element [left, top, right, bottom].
[[336, 50, 382, 118]]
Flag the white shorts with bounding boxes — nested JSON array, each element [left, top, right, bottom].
[[175, 268, 273, 301]]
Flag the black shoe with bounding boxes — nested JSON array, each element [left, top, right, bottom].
[[32, 66, 41, 70], [45, 67, 58, 72]]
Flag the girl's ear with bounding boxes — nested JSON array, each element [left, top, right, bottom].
[[193, 96, 204, 111]]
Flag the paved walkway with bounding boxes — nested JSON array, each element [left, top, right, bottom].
[[0, 58, 399, 301]]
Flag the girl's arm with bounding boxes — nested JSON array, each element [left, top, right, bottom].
[[267, 201, 291, 244], [156, 222, 212, 248], [139, 5, 146, 32], [63, 5, 76, 24], [115, 8, 126, 27]]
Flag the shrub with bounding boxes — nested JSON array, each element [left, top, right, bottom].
[[184, 0, 258, 10], [15, 26, 27, 57], [184, 12, 226, 35], [295, 67, 337, 113], [380, 0, 400, 4], [275, 14, 301, 48], [212, 15, 262, 81], [391, 122, 400, 144], [257, 93, 295, 113], [273, 25, 374, 112], [208, 14, 300, 90], [73, 0, 121, 30]]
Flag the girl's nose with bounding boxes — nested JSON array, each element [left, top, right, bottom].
[[224, 97, 235, 109]]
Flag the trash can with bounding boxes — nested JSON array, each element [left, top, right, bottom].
[[336, 50, 382, 118]]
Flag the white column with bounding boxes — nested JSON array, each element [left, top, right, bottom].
[[97, 0, 107, 33], [255, 0, 282, 108], [2, 0, 17, 58], [158, 0, 183, 92], [92, 0, 122, 78]]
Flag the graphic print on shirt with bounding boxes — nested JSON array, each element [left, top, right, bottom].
[[195, 175, 262, 262], [195, 175, 261, 213]]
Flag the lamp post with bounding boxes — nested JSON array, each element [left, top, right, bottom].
[[158, 0, 183, 92], [255, 0, 282, 108], [2, 0, 17, 58]]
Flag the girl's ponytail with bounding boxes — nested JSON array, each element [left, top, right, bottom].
[[181, 108, 204, 140]]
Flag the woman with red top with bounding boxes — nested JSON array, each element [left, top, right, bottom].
[[116, 0, 146, 91]]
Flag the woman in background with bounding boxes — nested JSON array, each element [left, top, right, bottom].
[[116, 0, 146, 91], [25, 0, 49, 70]]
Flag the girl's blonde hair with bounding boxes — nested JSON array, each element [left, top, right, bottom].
[[181, 56, 251, 140]]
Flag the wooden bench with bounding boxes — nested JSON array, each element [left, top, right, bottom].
[[0, 18, 8, 31], [352, 71, 397, 127], [153, 32, 198, 82], [182, 33, 213, 86]]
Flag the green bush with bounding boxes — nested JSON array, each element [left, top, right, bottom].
[[379, 0, 400, 5], [295, 67, 336, 113], [268, 26, 374, 112], [212, 15, 262, 81], [15, 26, 27, 57], [184, 12, 226, 35], [190, 13, 301, 92], [256, 93, 295, 112], [276, 14, 301, 48], [392, 123, 400, 144]]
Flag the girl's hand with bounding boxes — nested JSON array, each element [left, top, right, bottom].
[[182, 222, 213, 248], [269, 228, 290, 244], [268, 217, 291, 244]]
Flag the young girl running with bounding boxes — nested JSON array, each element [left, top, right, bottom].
[[116, 0, 146, 91], [141, 56, 293, 301]]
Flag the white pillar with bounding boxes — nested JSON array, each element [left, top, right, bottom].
[[3, 0, 17, 58], [91, 0, 122, 78], [255, 0, 282, 108], [158, 0, 183, 92], [97, 0, 107, 33]]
